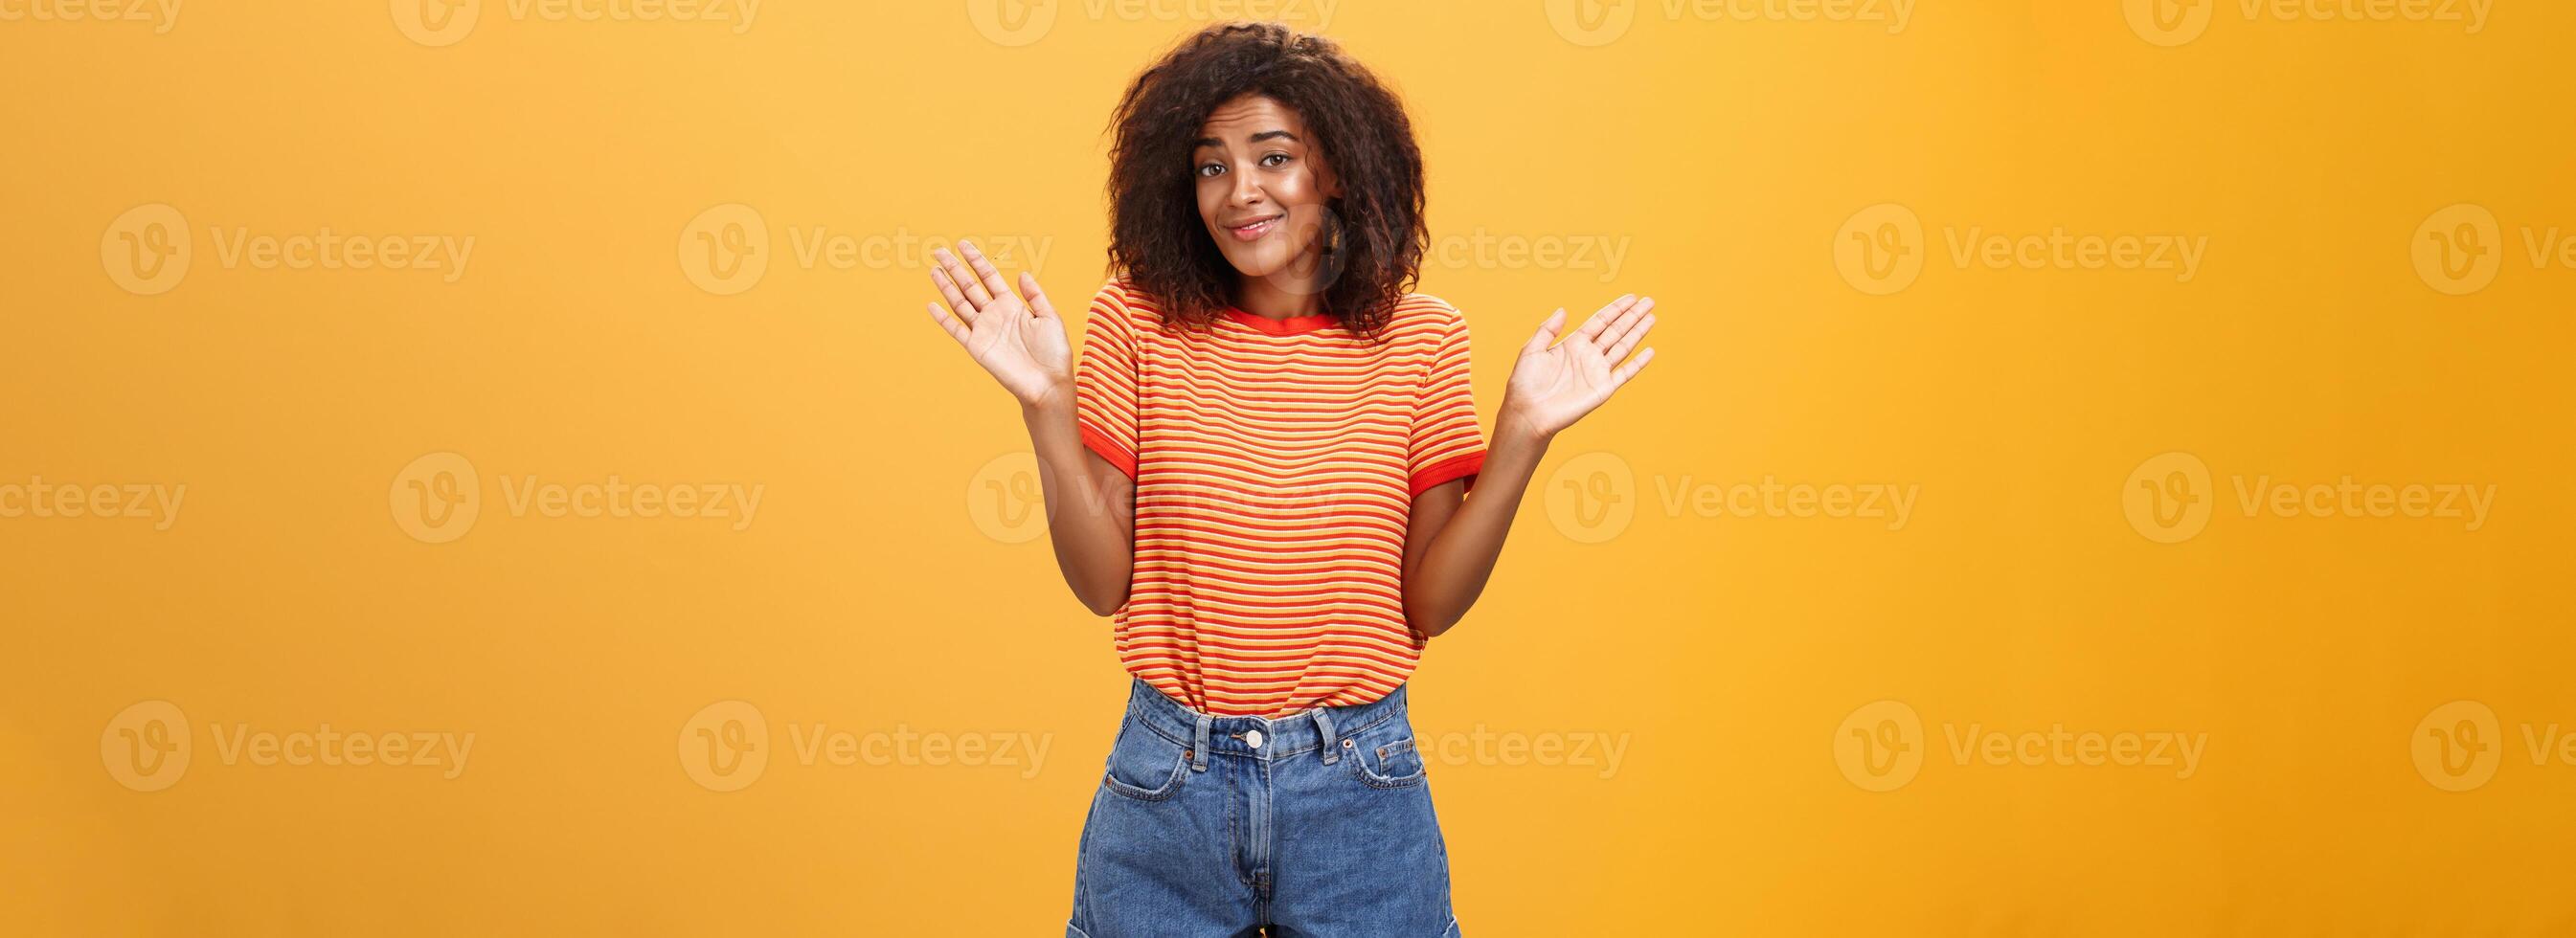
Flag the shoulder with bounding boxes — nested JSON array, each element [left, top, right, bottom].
[[1092, 277, 1141, 312], [1088, 277, 1166, 333], [1387, 292, 1469, 343]]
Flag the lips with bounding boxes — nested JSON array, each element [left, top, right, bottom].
[[1225, 214, 1282, 242]]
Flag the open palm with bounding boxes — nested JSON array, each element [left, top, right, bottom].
[[923, 239, 1073, 409], [1500, 294, 1659, 440]]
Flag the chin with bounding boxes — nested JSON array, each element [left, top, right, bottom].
[[1212, 239, 1298, 279]]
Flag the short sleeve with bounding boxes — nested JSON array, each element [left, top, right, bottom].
[[1073, 281, 1142, 480], [1406, 304, 1486, 498]]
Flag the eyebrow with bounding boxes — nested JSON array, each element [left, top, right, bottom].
[[1193, 129, 1300, 148]]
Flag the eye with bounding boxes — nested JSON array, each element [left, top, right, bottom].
[[1260, 153, 1291, 168], [1196, 162, 1226, 178]]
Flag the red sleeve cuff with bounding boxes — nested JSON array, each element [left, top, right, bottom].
[[1408, 451, 1485, 499], [1077, 423, 1138, 480]]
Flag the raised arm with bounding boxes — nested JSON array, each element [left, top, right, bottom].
[[924, 241, 1136, 616], [1401, 295, 1658, 638]]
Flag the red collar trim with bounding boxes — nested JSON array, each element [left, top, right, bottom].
[[1222, 306, 1337, 335]]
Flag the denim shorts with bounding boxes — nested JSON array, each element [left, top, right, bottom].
[[1068, 678, 1461, 937]]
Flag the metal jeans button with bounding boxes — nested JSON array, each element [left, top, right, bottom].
[[1243, 728, 1264, 749]]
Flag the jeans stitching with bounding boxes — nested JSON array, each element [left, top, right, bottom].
[[1350, 734, 1429, 789], [1133, 706, 1403, 757], [1099, 714, 1190, 802], [1098, 749, 1188, 802]]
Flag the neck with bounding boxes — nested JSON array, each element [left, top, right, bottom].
[[1232, 246, 1329, 320]]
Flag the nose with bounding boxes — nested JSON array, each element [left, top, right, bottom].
[[1227, 163, 1264, 209]]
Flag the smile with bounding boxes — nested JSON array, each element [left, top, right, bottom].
[[1226, 214, 1282, 242]]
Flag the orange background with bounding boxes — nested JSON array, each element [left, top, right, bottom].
[[5, 1, 2573, 934]]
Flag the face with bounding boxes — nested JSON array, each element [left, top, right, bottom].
[[1192, 95, 1341, 286]]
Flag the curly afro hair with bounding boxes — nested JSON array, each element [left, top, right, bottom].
[[1105, 22, 1427, 337]]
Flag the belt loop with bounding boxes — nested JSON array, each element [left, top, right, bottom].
[[1191, 712, 1212, 772], [1314, 706, 1339, 765]]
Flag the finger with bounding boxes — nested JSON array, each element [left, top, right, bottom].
[[1601, 312, 1654, 366], [929, 266, 978, 323], [1594, 297, 1654, 355], [1020, 272, 1058, 319], [1574, 294, 1639, 344], [927, 302, 969, 345], [932, 248, 993, 308], [1525, 308, 1568, 352], [958, 239, 1016, 306], [1610, 346, 1657, 388]]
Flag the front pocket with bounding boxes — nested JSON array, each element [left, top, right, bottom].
[[1351, 734, 1428, 789], [1099, 719, 1190, 801]]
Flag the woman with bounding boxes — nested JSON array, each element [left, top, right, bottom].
[[923, 22, 1658, 937]]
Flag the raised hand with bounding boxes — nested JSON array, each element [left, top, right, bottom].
[[1498, 294, 1658, 441], [924, 239, 1073, 410]]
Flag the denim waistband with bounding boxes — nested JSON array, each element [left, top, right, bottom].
[[1122, 677, 1409, 770]]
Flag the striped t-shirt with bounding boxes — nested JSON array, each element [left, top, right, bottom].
[[1073, 279, 1487, 718]]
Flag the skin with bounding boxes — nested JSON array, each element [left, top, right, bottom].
[[925, 93, 1658, 636], [1191, 96, 1342, 320]]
